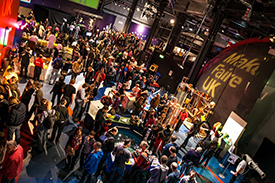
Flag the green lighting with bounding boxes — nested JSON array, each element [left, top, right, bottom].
[[159, 54, 164, 59]]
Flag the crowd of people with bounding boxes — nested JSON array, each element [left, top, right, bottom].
[[0, 12, 244, 183]]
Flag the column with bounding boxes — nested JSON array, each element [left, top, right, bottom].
[[188, 0, 230, 84], [123, 0, 139, 32], [165, 13, 186, 53]]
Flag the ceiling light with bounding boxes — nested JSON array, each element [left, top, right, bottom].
[[222, 30, 224, 33], [123, 6, 126, 9], [182, 26, 184, 29], [127, 7, 130, 11], [170, 19, 175, 24], [137, 7, 140, 11], [206, 29, 209, 31], [189, 27, 193, 31], [115, 2, 117, 5]]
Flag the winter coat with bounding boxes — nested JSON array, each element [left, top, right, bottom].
[[7, 103, 26, 126], [83, 149, 103, 174], [148, 164, 169, 183]]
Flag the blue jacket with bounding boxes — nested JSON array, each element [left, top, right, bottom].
[[165, 171, 181, 183], [181, 149, 201, 167], [83, 149, 103, 174], [52, 57, 62, 68], [162, 142, 179, 157]]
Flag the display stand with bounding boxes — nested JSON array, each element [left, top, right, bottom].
[[219, 153, 239, 179]]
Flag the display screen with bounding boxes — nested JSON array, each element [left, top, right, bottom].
[[69, 0, 99, 9], [221, 112, 247, 145]]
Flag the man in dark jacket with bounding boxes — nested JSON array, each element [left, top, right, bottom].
[[0, 95, 9, 132], [19, 47, 31, 77], [49, 98, 69, 144], [94, 127, 118, 178], [7, 97, 26, 144], [93, 105, 108, 134], [27, 81, 43, 121], [48, 55, 63, 85], [180, 147, 202, 175]]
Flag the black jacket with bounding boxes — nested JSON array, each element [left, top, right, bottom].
[[34, 89, 43, 106], [54, 105, 69, 123], [0, 99, 9, 123], [102, 132, 115, 154], [7, 103, 26, 126]]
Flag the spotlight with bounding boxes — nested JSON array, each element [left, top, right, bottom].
[[137, 7, 140, 11], [222, 30, 224, 33], [115, 2, 117, 5], [123, 6, 126, 9], [127, 7, 130, 11], [206, 29, 209, 31], [189, 27, 193, 31], [181, 26, 184, 29], [170, 19, 175, 24]]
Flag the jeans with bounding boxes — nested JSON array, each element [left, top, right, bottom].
[[79, 169, 96, 183], [49, 68, 59, 84], [51, 92, 62, 106], [34, 66, 42, 81], [73, 100, 84, 120], [180, 161, 193, 175], [37, 124, 48, 152], [108, 164, 125, 183], [1, 176, 15, 183], [7, 125, 22, 144]]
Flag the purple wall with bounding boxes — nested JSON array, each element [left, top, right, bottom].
[[128, 22, 150, 40], [20, 0, 115, 30]]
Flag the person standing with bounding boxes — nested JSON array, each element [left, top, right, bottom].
[[162, 135, 179, 157], [148, 155, 169, 183], [47, 34, 56, 54], [27, 81, 43, 121], [175, 108, 188, 132], [50, 75, 65, 106], [71, 58, 83, 80], [62, 79, 76, 107], [6, 97, 26, 144], [94, 127, 118, 178], [127, 141, 150, 183], [79, 131, 96, 169], [93, 105, 108, 134], [199, 140, 217, 168], [93, 66, 105, 91], [72, 83, 89, 122], [109, 139, 131, 183], [0, 95, 9, 132], [179, 119, 199, 149], [65, 126, 83, 170], [19, 47, 31, 77], [49, 55, 63, 84], [228, 156, 247, 183], [165, 162, 181, 183], [49, 98, 69, 144], [37, 101, 55, 152], [79, 142, 103, 183], [33, 54, 44, 81], [0, 140, 23, 183], [180, 147, 202, 175], [20, 79, 35, 113]]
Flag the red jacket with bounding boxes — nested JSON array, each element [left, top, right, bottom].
[[154, 137, 164, 151], [34, 58, 43, 68], [94, 71, 106, 83], [1, 145, 24, 180]]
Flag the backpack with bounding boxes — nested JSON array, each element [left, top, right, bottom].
[[140, 153, 153, 171], [54, 59, 63, 69], [54, 106, 60, 122], [43, 110, 56, 129]]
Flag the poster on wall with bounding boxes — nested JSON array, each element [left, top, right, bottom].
[[69, 0, 99, 9], [221, 111, 247, 145]]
